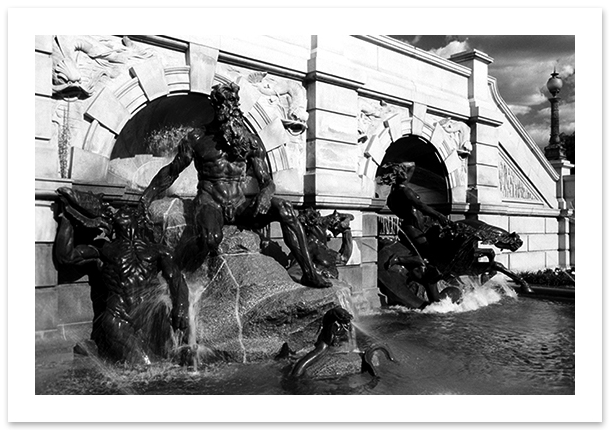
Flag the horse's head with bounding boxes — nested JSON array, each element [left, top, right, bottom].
[[496, 232, 523, 252]]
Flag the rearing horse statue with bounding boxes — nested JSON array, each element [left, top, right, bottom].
[[378, 161, 534, 308], [424, 219, 534, 294]]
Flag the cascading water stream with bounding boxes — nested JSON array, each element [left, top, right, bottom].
[[219, 255, 248, 364], [334, 287, 361, 353]]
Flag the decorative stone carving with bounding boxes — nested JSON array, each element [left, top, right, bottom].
[[51, 35, 156, 100], [357, 98, 396, 143], [499, 157, 540, 201], [50, 35, 157, 177], [434, 118, 472, 197], [437, 118, 472, 158], [245, 71, 309, 135]]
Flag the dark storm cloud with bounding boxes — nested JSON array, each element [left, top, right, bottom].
[[389, 35, 575, 149], [392, 35, 575, 59]]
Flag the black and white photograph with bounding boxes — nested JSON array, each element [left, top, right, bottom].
[[5, 5, 603, 424]]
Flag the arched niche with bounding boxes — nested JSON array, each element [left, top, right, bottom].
[[375, 135, 450, 205], [69, 59, 303, 195], [359, 111, 470, 205]]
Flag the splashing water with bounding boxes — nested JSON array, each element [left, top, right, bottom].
[[373, 275, 518, 317], [336, 288, 357, 318], [68, 336, 138, 395], [181, 257, 234, 369], [219, 255, 248, 363], [335, 288, 360, 352], [422, 278, 515, 314]]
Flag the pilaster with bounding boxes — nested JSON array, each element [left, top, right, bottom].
[[549, 159, 575, 267], [450, 50, 503, 126], [468, 122, 502, 206], [304, 36, 377, 209]]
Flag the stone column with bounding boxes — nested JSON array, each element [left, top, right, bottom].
[[550, 159, 575, 268]]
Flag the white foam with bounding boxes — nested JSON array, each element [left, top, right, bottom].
[[423, 276, 516, 314]]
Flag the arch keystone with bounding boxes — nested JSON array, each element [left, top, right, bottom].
[[129, 58, 169, 102], [187, 44, 219, 95], [411, 103, 427, 137]]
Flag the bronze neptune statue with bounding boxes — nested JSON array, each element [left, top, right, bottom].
[[139, 83, 332, 288]]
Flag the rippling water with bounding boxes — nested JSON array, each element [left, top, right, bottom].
[[36, 284, 575, 395]]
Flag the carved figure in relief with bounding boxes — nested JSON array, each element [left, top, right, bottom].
[[140, 83, 332, 288], [438, 118, 472, 192], [52, 35, 155, 100], [499, 159, 537, 201], [357, 99, 394, 143], [437, 118, 472, 158], [246, 71, 309, 135]]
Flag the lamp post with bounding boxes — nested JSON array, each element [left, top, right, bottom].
[[544, 68, 565, 160]]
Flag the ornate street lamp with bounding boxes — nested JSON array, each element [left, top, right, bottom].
[[544, 67, 566, 160]]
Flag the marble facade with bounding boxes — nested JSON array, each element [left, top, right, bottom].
[[35, 35, 574, 341]]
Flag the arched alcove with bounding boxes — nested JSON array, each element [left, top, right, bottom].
[[71, 60, 302, 194], [111, 93, 214, 159], [375, 135, 451, 206]]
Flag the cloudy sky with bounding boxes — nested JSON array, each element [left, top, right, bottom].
[[389, 35, 575, 150]]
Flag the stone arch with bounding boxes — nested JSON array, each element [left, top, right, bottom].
[[71, 56, 299, 192], [358, 110, 470, 204]]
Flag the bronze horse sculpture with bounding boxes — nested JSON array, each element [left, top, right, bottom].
[[377, 161, 533, 309], [378, 219, 534, 309], [425, 219, 534, 294]]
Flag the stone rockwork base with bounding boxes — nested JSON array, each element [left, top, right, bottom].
[[149, 198, 355, 362]]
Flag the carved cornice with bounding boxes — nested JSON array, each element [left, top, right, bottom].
[[126, 35, 189, 52], [128, 35, 307, 82], [488, 76, 560, 181], [450, 49, 494, 65], [221, 52, 306, 81]]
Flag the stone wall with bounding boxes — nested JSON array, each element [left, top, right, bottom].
[[35, 35, 573, 342]]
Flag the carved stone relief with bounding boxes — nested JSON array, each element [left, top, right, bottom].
[[498, 157, 540, 201], [51, 35, 158, 177], [52, 35, 156, 100], [245, 71, 309, 134], [357, 98, 396, 144], [433, 118, 472, 197], [437, 118, 472, 159]]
